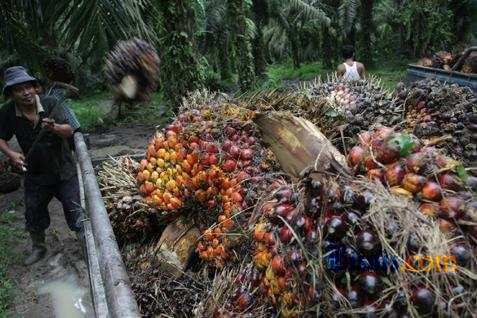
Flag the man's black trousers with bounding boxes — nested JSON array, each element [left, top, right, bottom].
[[24, 175, 82, 233]]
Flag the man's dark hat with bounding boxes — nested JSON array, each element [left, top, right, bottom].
[[2, 66, 38, 95]]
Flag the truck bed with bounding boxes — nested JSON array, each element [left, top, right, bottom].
[[406, 64, 476, 93]]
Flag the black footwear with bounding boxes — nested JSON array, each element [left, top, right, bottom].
[[24, 232, 47, 266]]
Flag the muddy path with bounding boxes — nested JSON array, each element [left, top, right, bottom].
[[1, 188, 92, 318], [1, 123, 156, 317]]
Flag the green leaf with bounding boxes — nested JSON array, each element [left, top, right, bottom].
[[456, 164, 469, 182], [325, 108, 340, 118], [390, 133, 415, 157]]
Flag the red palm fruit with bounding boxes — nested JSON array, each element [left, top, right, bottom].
[[348, 146, 365, 167], [438, 173, 463, 191], [271, 255, 286, 276], [279, 226, 293, 244], [367, 169, 384, 183], [421, 181, 442, 201], [419, 203, 440, 217], [406, 152, 426, 173], [385, 163, 405, 186]]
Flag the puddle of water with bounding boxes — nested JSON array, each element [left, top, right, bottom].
[[38, 274, 89, 318]]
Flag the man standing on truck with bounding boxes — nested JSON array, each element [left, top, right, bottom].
[[0, 66, 83, 265], [337, 45, 366, 81]]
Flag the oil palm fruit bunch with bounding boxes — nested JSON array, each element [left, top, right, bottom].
[[431, 51, 454, 71], [251, 182, 324, 316], [105, 38, 160, 102], [347, 126, 476, 243], [461, 54, 477, 74], [305, 75, 402, 145], [397, 79, 476, 165], [137, 99, 276, 267]]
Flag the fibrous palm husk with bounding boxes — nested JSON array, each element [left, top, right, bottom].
[[97, 156, 162, 245], [123, 241, 212, 317]]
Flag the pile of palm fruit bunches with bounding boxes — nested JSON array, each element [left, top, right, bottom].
[[100, 45, 475, 316], [246, 76, 476, 166], [417, 50, 477, 74], [98, 89, 475, 317]]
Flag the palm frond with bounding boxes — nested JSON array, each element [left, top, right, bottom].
[[338, 0, 359, 34], [289, 0, 330, 26]]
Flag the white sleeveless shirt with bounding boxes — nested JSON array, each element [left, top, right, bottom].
[[343, 62, 361, 81]]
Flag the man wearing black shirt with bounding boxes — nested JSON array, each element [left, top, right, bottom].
[[0, 66, 83, 265]]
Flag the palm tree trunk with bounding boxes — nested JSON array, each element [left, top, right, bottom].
[[158, 0, 204, 110], [359, 0, 374, 65], [322, 27, 333, 69], [252, 0, 268, 77], [229, 0, 255, 91]]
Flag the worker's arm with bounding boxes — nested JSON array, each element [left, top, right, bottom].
[[358, 63, 366, 79], [337, 64, 346, 76], [42, 119, 74, 138], [0, 139, 25, 168]]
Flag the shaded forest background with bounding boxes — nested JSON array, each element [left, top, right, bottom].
[[0, 0, 475, 108]]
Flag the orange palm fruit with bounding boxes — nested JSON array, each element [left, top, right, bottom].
[[170, 197, 182, 209], [144, 181, 155, 193], [163, 191, 172, 204], [157, 148, 166, 158], [203, 229, 214, 241], [142, 169, 151, 181], [157, 158, 165, 168], [140, 159, 148, 170]]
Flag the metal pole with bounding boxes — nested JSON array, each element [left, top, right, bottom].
[[74, 132, 140, 318], [76, 162, 110, 318]]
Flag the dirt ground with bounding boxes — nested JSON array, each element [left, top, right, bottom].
[[1, 124, 155, 317]]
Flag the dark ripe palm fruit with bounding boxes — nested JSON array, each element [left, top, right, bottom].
[[406, 232, 420, 253], [309, 197, 321, 215], [306, 229, 319, 243], [275, 187, 293, 203], [362, 303, 378, 318], [289, 249, 303, 265], [450, 244, 471, 266], [439, 197, 465, 219], [466, 176, 477, 191], [347, 285, 361, 308], [358, 230, 379, 255], [342, 186, 357, 205], [345, 211, 361, 225], [295, 216, 306, 231], [359, 271, 381, 296], [326, 215, 348, 239], [392, 289, 408, 312], [343, 246, 360, 270], [412, 287, 435, 313]]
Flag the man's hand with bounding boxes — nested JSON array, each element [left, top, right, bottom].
[[41, 118, 74, 138], [41, 118, 56, 131], [8, 151, 25, 169]]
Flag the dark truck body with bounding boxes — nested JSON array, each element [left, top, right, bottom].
[[405, 46, 477, 94], [405, 65, 477, 94]]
